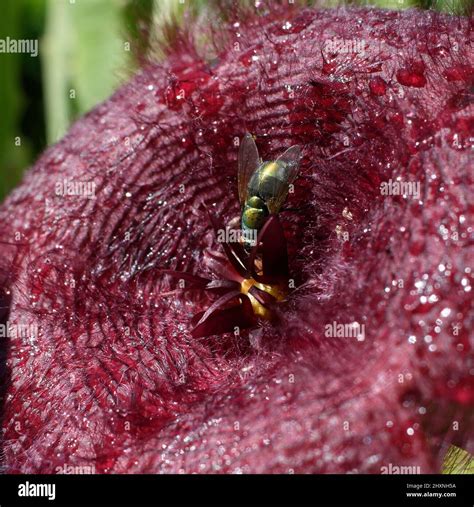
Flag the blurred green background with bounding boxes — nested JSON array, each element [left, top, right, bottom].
[[0, 0, 471, 201], [0, 0, 155, 200]]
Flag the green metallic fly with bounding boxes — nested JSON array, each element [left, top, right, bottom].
[[238, 133, 302, 249]]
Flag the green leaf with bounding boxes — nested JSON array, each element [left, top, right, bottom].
[[42, 0, 72, 144], [70, 0, 130, 113], [368, 0, 421, 8], [43, 0, 132, 144]]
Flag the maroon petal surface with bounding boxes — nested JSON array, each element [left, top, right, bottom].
[[249, 215, 289, 283], [191, 291, 256, 339], [0, 7, 472, 474]]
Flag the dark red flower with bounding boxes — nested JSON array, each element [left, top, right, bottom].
[[0, 6, 472, 474]]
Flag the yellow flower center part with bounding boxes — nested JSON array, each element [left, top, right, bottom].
[[240, 278, 286, 320]]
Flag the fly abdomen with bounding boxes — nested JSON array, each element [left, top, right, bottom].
[[242, 205, 266, 229], [241, 195, 268, 248]]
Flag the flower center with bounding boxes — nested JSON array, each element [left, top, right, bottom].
[[240, 278, 286, 320]]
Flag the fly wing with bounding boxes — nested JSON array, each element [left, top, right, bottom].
[[265, 145, 302, 214], [238, 133, 260, 206]]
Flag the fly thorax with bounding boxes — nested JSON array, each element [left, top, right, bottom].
[[249, 161, 288, 201]]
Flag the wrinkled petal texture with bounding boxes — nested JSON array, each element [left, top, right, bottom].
[[0, 7, 472, 473]]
